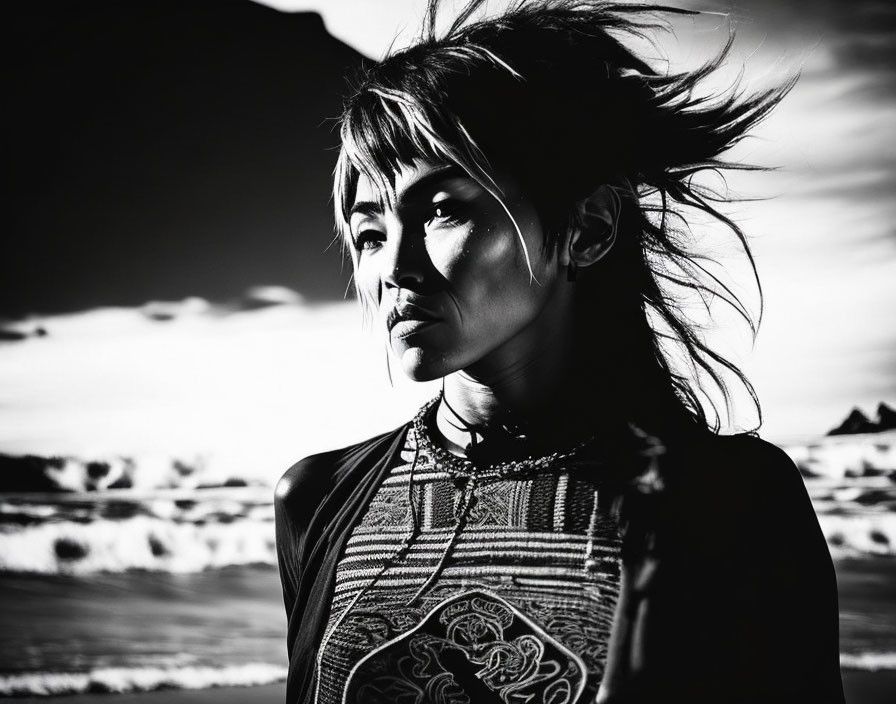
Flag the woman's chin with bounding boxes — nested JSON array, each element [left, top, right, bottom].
[[397, 347, 453, 382]]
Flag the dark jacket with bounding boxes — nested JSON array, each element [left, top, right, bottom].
[[274, 423, 845, 704]]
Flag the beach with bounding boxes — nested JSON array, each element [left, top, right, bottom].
[[9, 684, 285, 704], [8, 670, 896, 703], [2, 557, 894, 702]]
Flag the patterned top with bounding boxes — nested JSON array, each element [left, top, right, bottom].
[[314, 422, 623, 704]]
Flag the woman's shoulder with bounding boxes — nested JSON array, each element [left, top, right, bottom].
[[678, 431, 803, 495], [273, 446, 342, 513], [667, 431, 818, 551], [274, 424, 409, 513]]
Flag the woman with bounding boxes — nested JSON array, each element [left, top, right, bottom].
[[275, 2, 844, 702]]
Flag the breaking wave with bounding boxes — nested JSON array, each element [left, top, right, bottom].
[[1, 508, 893, 577], [818, 512, 896, 558], [0, 652, 893, 697], [0, 662, 286, 696], [2, 475, 896, 575], [0, 513, 277, 574], [839, 651, 896, 671]]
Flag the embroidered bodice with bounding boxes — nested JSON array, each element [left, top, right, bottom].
[[314, 420, 623, 703]]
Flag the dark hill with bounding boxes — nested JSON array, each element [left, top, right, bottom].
[[827, 402, 896, 435], [4, 0, 367, 317], [876, 402, 896, 431], [828, 408, 877, 435]]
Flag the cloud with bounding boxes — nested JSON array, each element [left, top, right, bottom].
[[721, 0, 896, 87], [0, 294, 438, 484]]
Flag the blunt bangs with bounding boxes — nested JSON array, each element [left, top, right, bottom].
[[333, 44, 529, 257]]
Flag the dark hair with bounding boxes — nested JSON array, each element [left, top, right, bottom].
[[333, 0, 795, 435]]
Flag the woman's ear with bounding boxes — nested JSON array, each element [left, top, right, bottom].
[[563, 185, 620, 269]]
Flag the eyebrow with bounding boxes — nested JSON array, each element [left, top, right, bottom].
[[348, 165, 469, 220], [348, 200, 383, 219]]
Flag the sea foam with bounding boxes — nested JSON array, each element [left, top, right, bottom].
[[0, 662, 286, 696], [0, 653, 893, 697], [1, 478, 894, 574], [818, 513, 896, 558], [0, 514, 277, 574], [840, 652, 896, 671]]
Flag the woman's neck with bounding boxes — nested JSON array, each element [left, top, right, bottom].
[[434, 296, 592, 455]]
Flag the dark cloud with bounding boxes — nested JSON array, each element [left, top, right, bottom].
[[717, 0, 896, 83], [710, 1, 896, 236], [4, 0, 365, 317]]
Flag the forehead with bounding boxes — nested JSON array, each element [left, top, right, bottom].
[[352, 159, 469, 209]]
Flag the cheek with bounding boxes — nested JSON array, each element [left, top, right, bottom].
[[436, 223, 523, 290], [477, 227, 520, 268]]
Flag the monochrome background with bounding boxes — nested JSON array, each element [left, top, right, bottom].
[[1, 1, 894, 701]]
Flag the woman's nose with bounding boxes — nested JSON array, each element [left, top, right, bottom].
[[382, 226, 426, 290]]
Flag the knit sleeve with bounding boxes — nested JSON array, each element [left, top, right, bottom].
[[273, 453, 335, 617]]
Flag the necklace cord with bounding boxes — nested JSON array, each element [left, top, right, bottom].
[[440, 381, 483, 451]]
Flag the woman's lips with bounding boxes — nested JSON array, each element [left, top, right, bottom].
[[387, 300, 441, 338], [390, 318, 440, 340]]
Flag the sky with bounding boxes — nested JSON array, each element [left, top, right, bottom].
[[2, 0, 894, 472]]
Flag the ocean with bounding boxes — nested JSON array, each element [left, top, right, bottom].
[[0, 489, 287, 697], [1, 443, 895, 699]]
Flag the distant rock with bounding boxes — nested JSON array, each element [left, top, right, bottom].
[[54, 537, 90, 561], [828, 403, 896, 435], [0, 454, 68, 492], [0, 453, 141, 492], [0, 450, 269, 492], [828, 408, 878, 435], [106, 474, 133, 490], [0, 325, 48, 341], [878, 403, 896, 432]]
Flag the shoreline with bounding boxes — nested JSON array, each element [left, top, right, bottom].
[[8, 683, 285, 703], [7, 671, 896, 703]]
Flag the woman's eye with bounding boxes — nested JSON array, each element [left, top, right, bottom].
[[354, 229, 384, 251], [427, 200, 464, 227]]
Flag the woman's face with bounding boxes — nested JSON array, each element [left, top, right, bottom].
[[349, 160, 571, 382]]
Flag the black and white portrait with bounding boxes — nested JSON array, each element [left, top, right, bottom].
[[2, 2, 894, 703]]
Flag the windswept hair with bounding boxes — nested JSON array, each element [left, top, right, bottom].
[[333, 0, 795, 434]]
